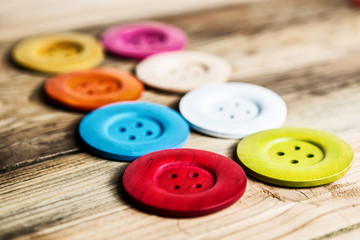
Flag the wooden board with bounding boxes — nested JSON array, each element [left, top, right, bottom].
[[0, 0, 268, 41], [1, 0, 360, 239]]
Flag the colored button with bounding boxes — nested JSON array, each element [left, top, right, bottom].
[[136, 51, 232, 93], [101, 22, 187, 59], [12, 33, 104, 73], [237, 128, 354, 187], [123, 149, 247, 217], [179, 82, 287, 139], [45, 68, 144, 111], [79, 101, 190, 161]]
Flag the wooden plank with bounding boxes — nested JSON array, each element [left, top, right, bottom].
[[1, 0, 360, 239], [1, 0, 359, 171], [1, 154, 360, 239], [0, 0, 270, 41]]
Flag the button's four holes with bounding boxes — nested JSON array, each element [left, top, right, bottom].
[[169, 172, 202, 190], [278, 149, 315, 160], [217, 104, 253, 119], [119, 122, 154, 140]]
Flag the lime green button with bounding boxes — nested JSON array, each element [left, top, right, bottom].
[[236, 128, 354, 187]]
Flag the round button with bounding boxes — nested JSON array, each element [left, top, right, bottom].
[[101, 22, 187, 59], [179, 82, 287, 139], [136, 51, 232, 93], [123, 149, 247, 217], [12, 32, 104, 73], [45, 68, 144, 111], [79, 101, 190, 161], [237, 128, 354, 187]]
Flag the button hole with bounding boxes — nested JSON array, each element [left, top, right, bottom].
[[87, 90, 94, 95], [129, 135, 136, 140], [119, 127, 126, 132], [218, 107, 223, 111], [277, 152, 285, 156], [193, 184, 202, 189], [172, 185, 180, 190], [294, 146, 301, 150], [146, 130, 153, 136], [291, 160, 299, 164], [230, 115, 235, 119], [307, 154, 314, 158], [235, 103, 239, 107], [136, 122, 143, 128], [246, 110, 251, 114], [169, 173, 177, 179], [189, 173, 199, 178], [105, 86, 112, 92]]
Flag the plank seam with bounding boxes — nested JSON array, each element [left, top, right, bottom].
[[0, 149, 81, 173], [312, 221, 360, 240]]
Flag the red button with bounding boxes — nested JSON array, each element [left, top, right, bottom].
[[123, 149, 247, 217]]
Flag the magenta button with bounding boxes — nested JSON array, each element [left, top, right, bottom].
[[101, 22, 188, 59]]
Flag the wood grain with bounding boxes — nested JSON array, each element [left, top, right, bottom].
[[0, 0, 269, 41], [1, 0, 360, 239]]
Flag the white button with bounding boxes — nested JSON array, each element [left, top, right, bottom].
[[136, 51, 232, 93], [179, 82, 287, 139]]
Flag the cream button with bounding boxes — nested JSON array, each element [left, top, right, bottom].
[[136, 51, 232, 93]]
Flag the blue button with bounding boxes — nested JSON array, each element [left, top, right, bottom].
[[79, 101, 190, 161]]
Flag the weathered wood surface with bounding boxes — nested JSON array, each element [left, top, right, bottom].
[[1, 0, 360, 239], [0, 0, 267, 41]]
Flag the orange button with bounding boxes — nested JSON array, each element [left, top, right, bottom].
[[45, 68, 144, 111]]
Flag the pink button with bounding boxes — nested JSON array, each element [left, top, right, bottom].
[[101, 22, 187, 59]]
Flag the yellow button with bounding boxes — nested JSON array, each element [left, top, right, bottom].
[[236, 128, 353, 187], [12, 33, 104, 73]]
